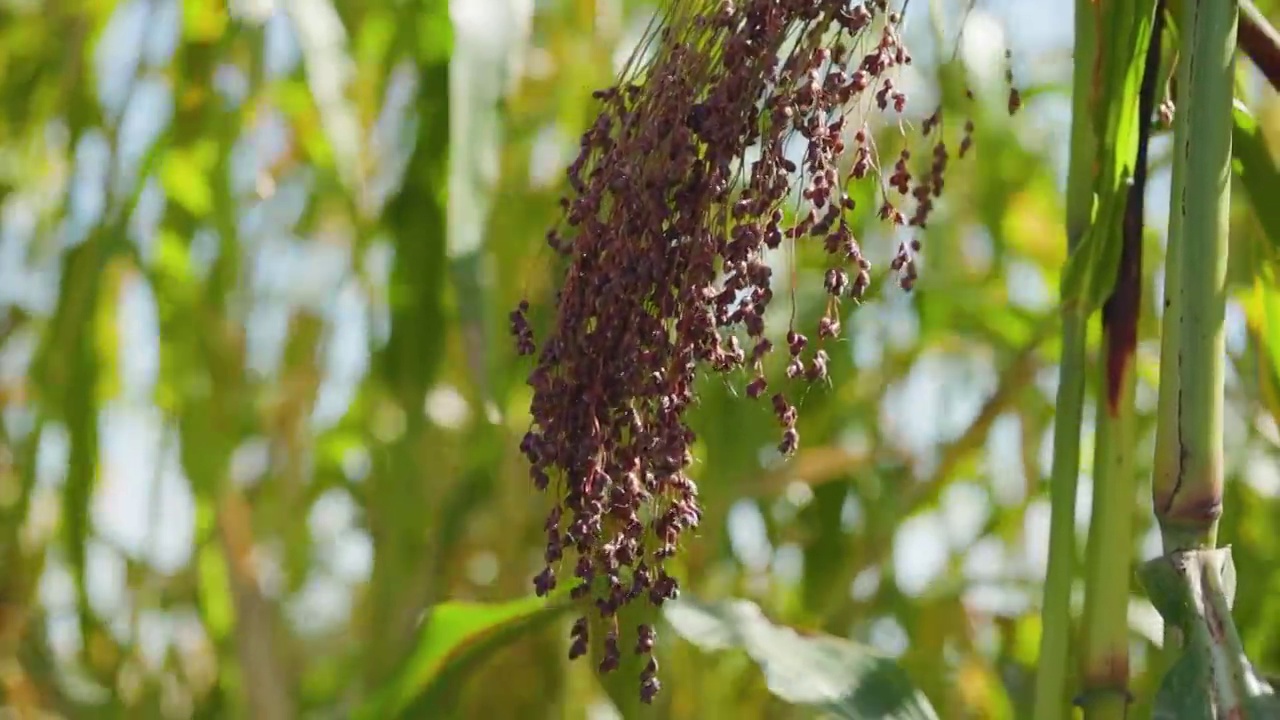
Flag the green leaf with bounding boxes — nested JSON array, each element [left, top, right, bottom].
[[1232, 102, 1280, 248], [665, 597, 939, 719], [1061, 188, 1129, 310], [1095, 0, 1157, 183], [356, 592, 573, 720], [1151, 649, 1214, 720], [1060, 0, 1156, 312]]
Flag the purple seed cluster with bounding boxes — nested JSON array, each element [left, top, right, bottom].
[[508, 0, 1018, 703]]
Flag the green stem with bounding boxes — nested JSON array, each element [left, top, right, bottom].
[[1033, 308, 1089, 720], [1151, 3, 1189, 675], [1154, 0, 1236, 552], [1078, 337, 1140, 720], [1032, 0, 1098, 716]]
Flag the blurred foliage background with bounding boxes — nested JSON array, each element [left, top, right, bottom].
[[1, 0, 1279, 718]]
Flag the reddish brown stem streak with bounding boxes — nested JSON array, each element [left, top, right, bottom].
[[1105, 0, 1166, 413]]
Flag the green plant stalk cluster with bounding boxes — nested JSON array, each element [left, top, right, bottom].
[[1037, 0, 1156, 716]]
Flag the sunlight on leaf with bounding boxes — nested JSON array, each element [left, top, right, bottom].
[[159, 141, 217, 217], [356, 591, 572, 719], [666, 597, 939, 719], [182, 0, 229, 42], [1232, 101, 1280, 248]]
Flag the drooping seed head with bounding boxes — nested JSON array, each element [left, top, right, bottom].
[[510, 0, 1000, 703]]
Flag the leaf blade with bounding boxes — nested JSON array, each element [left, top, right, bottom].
[[1232, 102, 1280, 247], [357, 592, 573, 719], [666, 597, 939, 720]]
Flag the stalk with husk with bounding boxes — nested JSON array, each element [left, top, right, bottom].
[[1141, 0, 1280, 716], [1152, 0, 1235, 565]]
